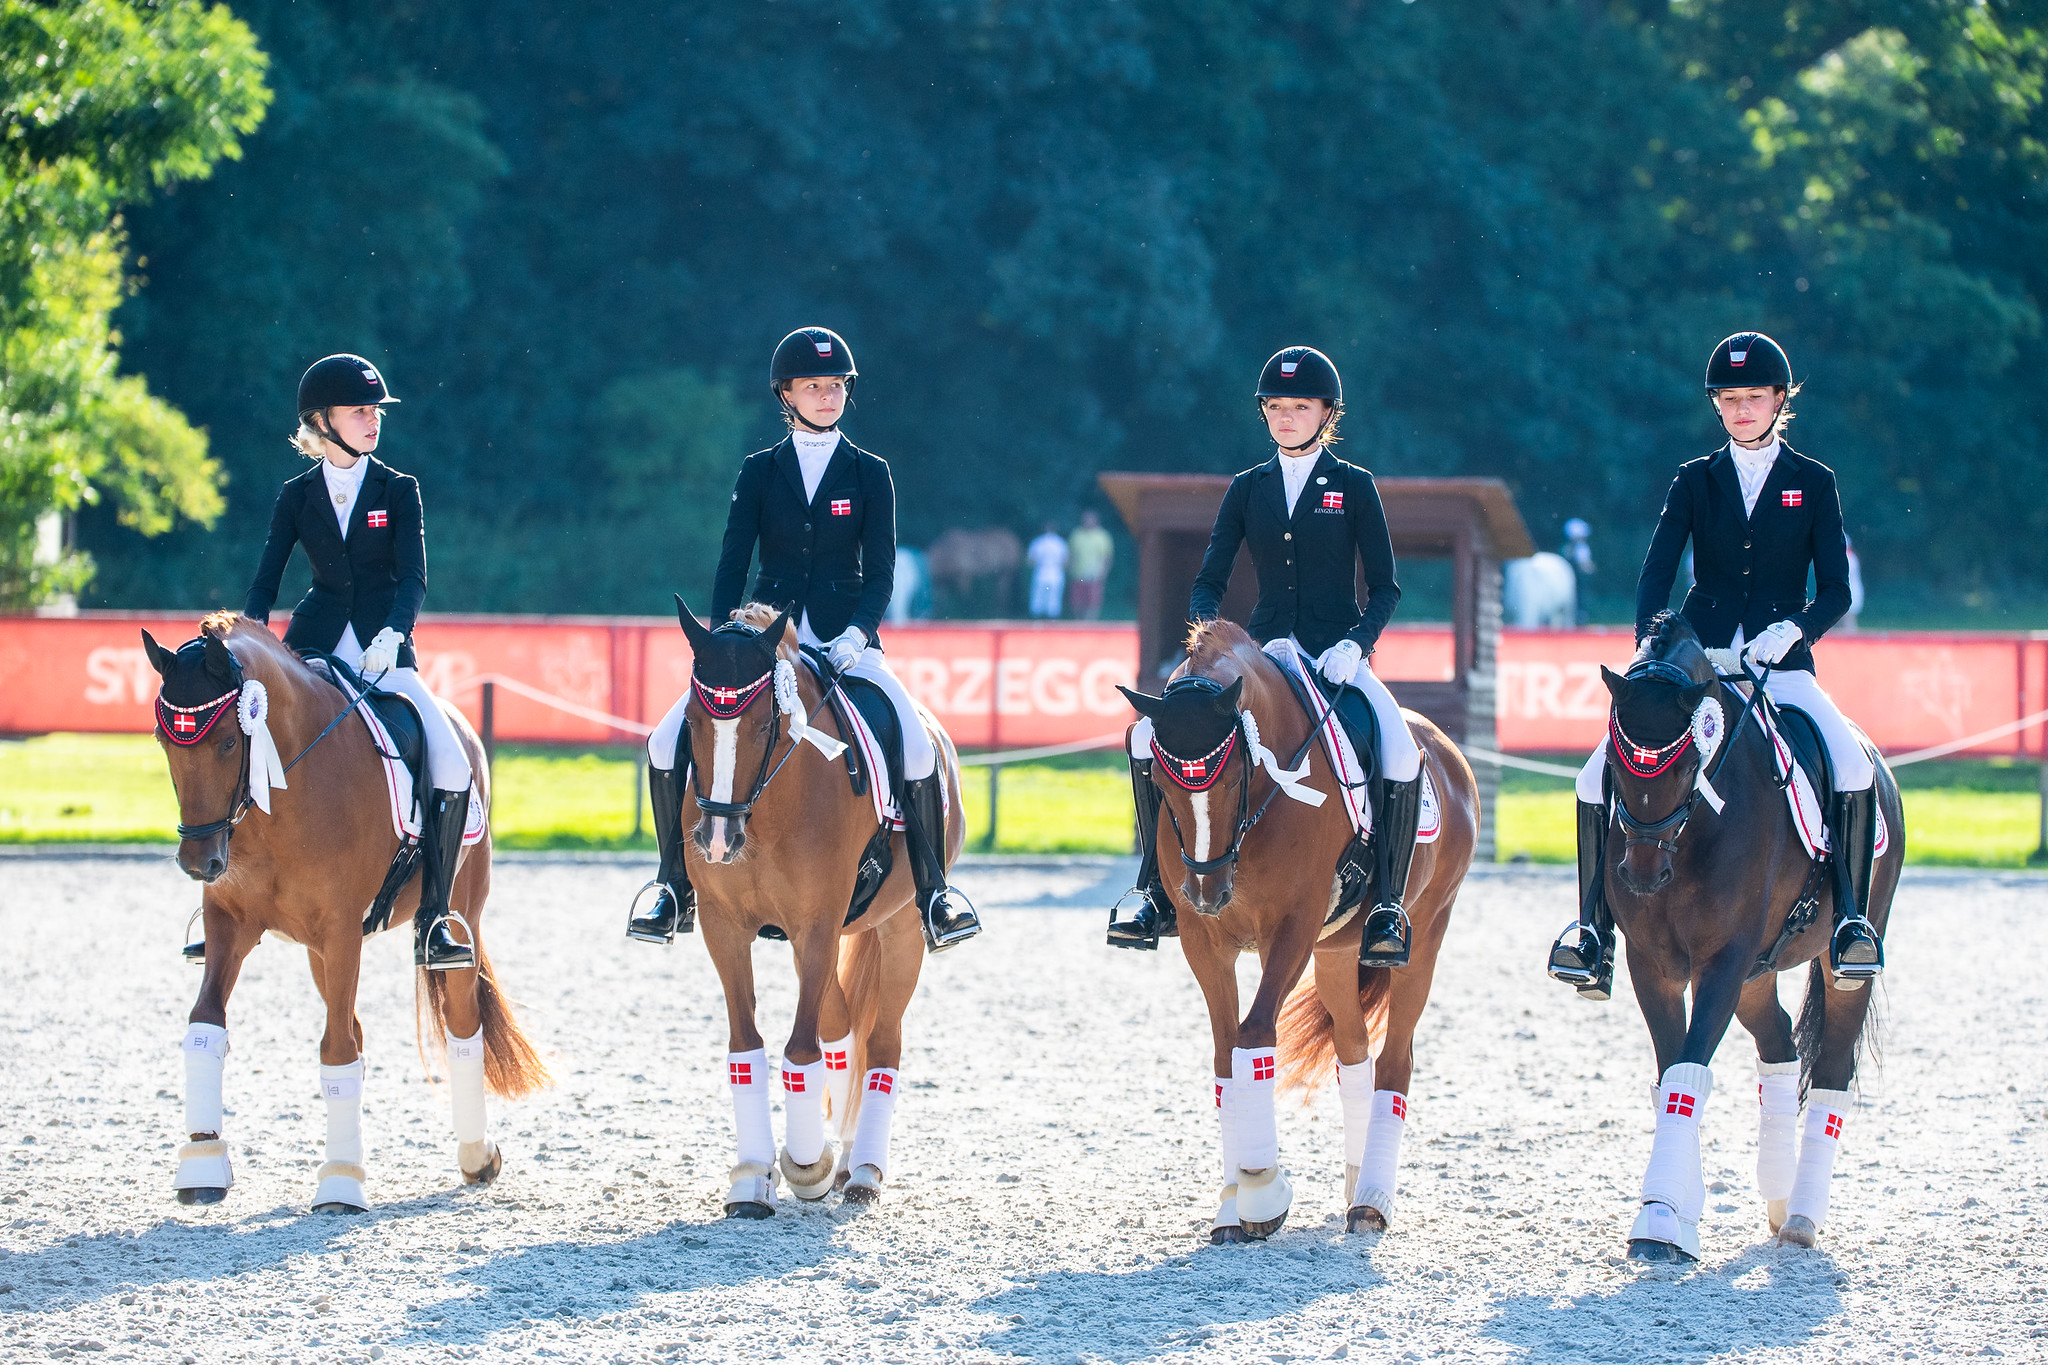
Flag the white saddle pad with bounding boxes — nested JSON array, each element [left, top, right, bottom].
[[329, 672, 485, 847], [1751, 706, 1885, 861], [1259, 641, 1440, 845], [811, 676, 950, 834]]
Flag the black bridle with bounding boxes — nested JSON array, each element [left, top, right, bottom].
[[684, 659, 814, 822], [1607, 659, 1772, 855], [1151, 700, 1317, 879]]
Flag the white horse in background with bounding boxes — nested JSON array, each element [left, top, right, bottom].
[[1503, 552, 1578, 628]]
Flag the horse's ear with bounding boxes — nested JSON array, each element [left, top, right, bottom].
[[140, 630, 171, 678], [765, 610, 794, 651], [675, 595, 715, 651], [1220, 677, 1245, 711], [1117, 685, 1163, 718], [202, 634, 238, 684], [1600, 665, 1630, 700]]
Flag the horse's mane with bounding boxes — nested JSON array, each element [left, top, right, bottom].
[[1631, 609, 1716, 683], [731, 602, 797, 651], [1184, 618, 1254, 672], [200, 611, 293, 663]]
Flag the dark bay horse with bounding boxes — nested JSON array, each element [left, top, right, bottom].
[[1599, 612, 1901, 1262], [671, 600, 965, 1216], [1121, 620, 1479, 1241], [146, 613, 547, 1212]]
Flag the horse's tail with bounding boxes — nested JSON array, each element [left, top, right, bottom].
[[830, 926, 888, 1136], [1793, 958, 1884, 1100], [1276, 961, 1394, 1100], [419, 943, 551, 1100]]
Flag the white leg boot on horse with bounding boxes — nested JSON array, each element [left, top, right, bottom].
[[1780, 1088, 1851, 1247], [822, 1033, 854, 1144], [448, 1027, 501, 1186], [312, 1059, 369, 1214], [1211, 1076, 1243, 1243], [725, 1049, 777, 1218], [1336, 1057, 1373, 1215], [777, 1057, 835, 1202], [845, 1067, 900, 1205], [1631, 1062, 1713, 1262], [173, 1024, 233, 1205], [1351, 1090, 1408, 1232], [1231, 1045, 1293, 1239], [1756, 1058, 1801, 1232]]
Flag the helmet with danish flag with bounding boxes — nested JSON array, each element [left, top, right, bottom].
[[297, 354, 398, 417], [770, 327, 858, 391], [1255, 346, 1341, 405], [1704, 332, 1792, 392]]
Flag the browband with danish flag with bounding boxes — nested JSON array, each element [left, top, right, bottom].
[[1151, 729, 1238, 792], [691, 671, 773, 719], [156, 691, 238, 747], [1609, 713, 1693, 778]]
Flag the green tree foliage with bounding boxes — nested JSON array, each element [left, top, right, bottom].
[[0, 0, 267, 607], [89, 0, 2048, 622]]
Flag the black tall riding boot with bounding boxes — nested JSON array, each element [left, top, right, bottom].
[[415, 787, 476, 971], [1107, 757, 1178, 950], [1548, 800, 1616, 999], [903, 774, 981, 953], [1360, 774, 1422, 968], [627, 764, 696, 943], [1827, 787, 1882, 987]]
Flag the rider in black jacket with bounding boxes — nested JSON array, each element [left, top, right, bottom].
[[1108, 347, 1426, 966], [241, 354, 475, 971], [628, 328, 981, 954], [1547, 332, 1883, 999]]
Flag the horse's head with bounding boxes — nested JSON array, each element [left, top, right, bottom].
[[144, 626, 248, 884], [675, 596, 794, 864], [1121, 673, 1248, 916], [1603, 612, 1720, 895]]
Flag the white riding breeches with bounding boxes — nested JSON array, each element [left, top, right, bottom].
[[1575, 667, 1874, 802], [647, 642, 936, 782], [1290, 639, 1421, 784], [331, 628, 472, 791]]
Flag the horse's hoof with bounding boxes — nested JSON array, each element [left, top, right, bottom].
[[840, 1164, 884, 1206], [723, 1201, 775, 1220], [1209, 1224, 1249, 1244], [1240, 1211, 1288, 1240], [461, 1142, 503, 1187], [779, 1147, 837, 1203], [1777, 1215, 1819, 1248], [312, 1201, 368, 1216], [1347, 1204, 1388, 1234], [1236, 1166, 1292, 1240], [175, 1187, 227, 1207], [1766, 1197, 1788, 1234], [1627, 1238, 1696, 1264]]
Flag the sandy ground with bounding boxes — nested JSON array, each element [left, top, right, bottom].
[[0, 850, 2042, 1364]]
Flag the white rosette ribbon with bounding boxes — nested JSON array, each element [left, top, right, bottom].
[[237, 679, 290, 814], [1690, 696, 1726, 814], [1238, 707, 1325, 807], [775, 659, 849, 761]]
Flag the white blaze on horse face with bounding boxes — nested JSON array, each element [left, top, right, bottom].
[[707, 716, 741, 860], [1191, 790, 1213, 867]]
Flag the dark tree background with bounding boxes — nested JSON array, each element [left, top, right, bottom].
[[87, 0, 2048, 624]]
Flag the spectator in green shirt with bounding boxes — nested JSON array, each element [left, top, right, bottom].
[[1067, 510, 1114, 620]]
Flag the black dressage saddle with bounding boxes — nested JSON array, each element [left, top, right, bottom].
[[299, 651, 432, 936]]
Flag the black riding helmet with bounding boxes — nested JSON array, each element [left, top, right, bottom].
[[1255, 346, 1342, 451], [770, 327, 857, 433], [296, 354, 397, 458], [1703, 332, 1792, 391]]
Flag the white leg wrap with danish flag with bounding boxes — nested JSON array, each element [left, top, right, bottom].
[[727, 1049, 774, 1168], [1230, 1046, 1279, 1174], [1640, 1063, 1713, 1228], [1755, 1059, 1801, 1203], [1787, 1087, 1850, 1228], [1353, 1090, 1407, 1217], [850, 1067, 900, 1176], [820, 1034, 854, 1140], [182, 1024, 229, 1137], [1336, 1058, 1375, 1173], [1213, 1076, 1238, 1187], [781, 1058, 826, 1167]]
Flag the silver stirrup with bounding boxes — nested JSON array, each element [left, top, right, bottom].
[[421, 909, 476, 972], [625, 879, 675, 944], [923, 886, 982, 954]]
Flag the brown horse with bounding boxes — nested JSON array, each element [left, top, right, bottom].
[[145, 613, 547, 1212], [1120, 620, 1478, 1241], [670, 600, 965, 1216], [1598, 612, 1900, 1262]]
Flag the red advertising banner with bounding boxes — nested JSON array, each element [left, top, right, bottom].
[[4, 613, 2043, 758]]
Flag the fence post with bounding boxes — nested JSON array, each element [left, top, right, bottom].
[[2034, 757, 2048, 866], [983, 764, 1000, 852], [480, 681, 496, 775], [632, 757, 645, 842]]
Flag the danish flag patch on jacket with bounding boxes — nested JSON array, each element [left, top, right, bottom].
[[830, 499, 852, 516], [366, 509, 389, 528], [1321, 491, 1343, 511], [1781, 490, 1802, 508]]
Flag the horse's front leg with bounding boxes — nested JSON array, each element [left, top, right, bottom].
[[701, 911, 775, 1218], [1225, 915, 1319, 1239], [1176, 918, 1246, 1243], [1736, 974, 1800, 1233], [777, 915, 841, 1203], [308, 934, 371, 1215], [173, 901, 255, 1207]]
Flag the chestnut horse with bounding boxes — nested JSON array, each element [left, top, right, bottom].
[[1121, 621, 1478, 1241], [1598, 612, 1900, 1263], [669, 600, 965, 1216], [145, 613, 546, 1213]]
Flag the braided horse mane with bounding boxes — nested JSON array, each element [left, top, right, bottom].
[[1183, 617, 1262, 675]]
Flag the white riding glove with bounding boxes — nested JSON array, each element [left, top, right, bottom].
[[1744, 620, 1803, 668], [1317, 638, 1363, 687], [826, 626, 868, 673], [361, 627, 405, 676]]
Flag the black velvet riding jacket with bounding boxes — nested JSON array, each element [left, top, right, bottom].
[[710, 435, 896, 647], [243, 457, 427, 669], [1633, 443, 1853, 675], [1189, 447, 1401, 657]]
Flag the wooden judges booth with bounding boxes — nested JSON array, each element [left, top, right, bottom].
[[1099, 474, 1535, 858]]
